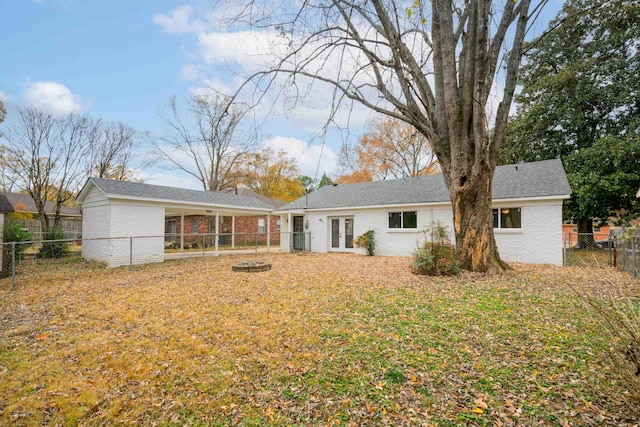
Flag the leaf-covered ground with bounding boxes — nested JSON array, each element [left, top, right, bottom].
[[1, 253, 639, 426]]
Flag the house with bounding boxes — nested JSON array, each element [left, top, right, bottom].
[[164, 187, 287, 247], [274, 159, 571, 265], [0, 192, 82, 239], [77, 178, 276, 267]]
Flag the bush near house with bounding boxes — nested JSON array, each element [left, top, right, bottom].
[[37, 228, 69, 259], [412, 221, 459, 276], [3, 218, 32, 266], [354, 229, 376, 256]]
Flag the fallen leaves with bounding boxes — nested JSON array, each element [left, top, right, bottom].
[[0, 254, 639, 425]]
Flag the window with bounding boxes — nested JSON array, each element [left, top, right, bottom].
[[191, 218, 199, 234], [276, 218, 281, 231], [258, 218, 266, 233], [492, 208, 521, 229], [388, 211, 417, 229]]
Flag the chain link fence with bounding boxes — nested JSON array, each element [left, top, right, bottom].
[[563, 231, 615, 267], [563, 229, 640, 277], [616, 231, 639, 277], [1, 231, 312, 289]]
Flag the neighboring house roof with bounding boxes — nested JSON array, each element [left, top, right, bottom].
[[79, 178, 275, 210], [225, 187, 288, 209], [0, 194, 14, 213], [0, 192, 82, 217], [277, 159, 571, 211]]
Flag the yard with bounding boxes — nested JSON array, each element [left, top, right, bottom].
[[1, 253, 639, 426]]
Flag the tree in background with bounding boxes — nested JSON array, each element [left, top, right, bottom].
[[335, 169, 373, 185], [0, 146, 20, 192], [298, 173, 334, 193], [0, 100, 5, 137], [87, 121, 138, 181], [233, 0, 537, 272], [153, 94, 257, 191], [2, 107, 92, 232], [338, 116, 439, 183], [564, 135, 640, 229], [1, 106, 139, 233], [238, 148, 305, 202], [500, 0, 640, 236]]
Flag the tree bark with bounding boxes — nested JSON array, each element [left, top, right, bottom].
[[576, 217, 595, 248], [441, 148, 506, 273]]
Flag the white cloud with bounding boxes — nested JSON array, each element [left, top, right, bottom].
[[262, 136, 338, 178], [179, 64, 201, 82], [153, 5, 203, 34], [23, 81, 82, 114], [153, 5, 395, 150], [0, 90, 9, 102]]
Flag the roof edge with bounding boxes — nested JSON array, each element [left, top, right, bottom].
[[77, 178, 107, 205]]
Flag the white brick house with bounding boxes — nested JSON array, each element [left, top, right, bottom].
[[77, 178, 274, 267], [275, 159, 571, 265]]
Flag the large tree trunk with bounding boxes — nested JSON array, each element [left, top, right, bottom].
[[442, 156, 505, 273], [33, 197, 50, 235], [576, 217, 595, 248], [453, 184, 502, 273]]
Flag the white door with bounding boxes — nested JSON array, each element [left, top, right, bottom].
[[329, 217, 354, 251]]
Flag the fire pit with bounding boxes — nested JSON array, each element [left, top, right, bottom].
[[231, 261, 272, 273]]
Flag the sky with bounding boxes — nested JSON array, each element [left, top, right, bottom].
[[0, 0, 561, 191]]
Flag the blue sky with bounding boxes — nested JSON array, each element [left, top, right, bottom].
[[0, 0, 346, 188], [1, 0, 561, 190], [1, 0, 190, 131]]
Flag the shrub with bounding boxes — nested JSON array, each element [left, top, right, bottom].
[[3, 218, 32, 264], [412, 221, 459, 276], [582, 294, 640, 403], [37, 228, 69, 259], [354, 229, 376, 256]]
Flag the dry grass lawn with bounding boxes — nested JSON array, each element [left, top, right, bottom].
[[1, 253, 639, 426]]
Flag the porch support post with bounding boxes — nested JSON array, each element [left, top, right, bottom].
[[215, 211, 219, 256], [287, 212, 292, 253], [231, 215, 236, 249], [180, 214, 184, 251], [266, 213, 271, 253]]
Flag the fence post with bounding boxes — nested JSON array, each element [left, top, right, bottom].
[[562, 234, 566, 266], [129, 237, 133, 270], [633, 237, 637, 278], [11, 242, 16, 290], [255, 232, 258, 255], [202, 234, 205, 259]]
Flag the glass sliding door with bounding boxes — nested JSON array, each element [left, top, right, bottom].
[[329, 217, 355, 251]]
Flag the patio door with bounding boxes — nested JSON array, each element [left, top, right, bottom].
[[330, 217, 354, 251], [292, 215, 305, 250]]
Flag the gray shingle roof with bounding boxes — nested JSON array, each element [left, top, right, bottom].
[[278, 159, 570, 211], [0, 192, 82, 216], [85, 178, 275, 210]]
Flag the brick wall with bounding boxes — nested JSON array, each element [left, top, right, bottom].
[[299, 202, 564, 265], [166, 215, 281, 243], [494, 203, 564, 265], [83, 202, 164, 267]]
